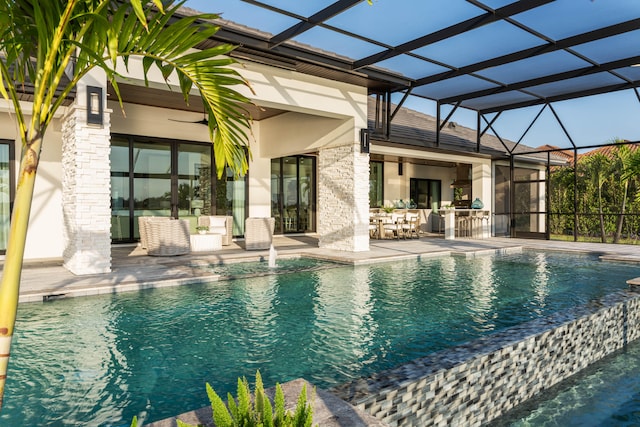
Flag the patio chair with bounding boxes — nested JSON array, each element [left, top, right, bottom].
[[197, 215, 233, 245], [141, 217, 191, 256], [369, 213, 380, 239], [138, 216, 169, 250], [382, 212, 404, 239], [245, 217, 275, 250], [402, 211, 420, 239]]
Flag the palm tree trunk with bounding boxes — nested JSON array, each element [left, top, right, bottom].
[[598, 185, 606, 243], [0, 135, 42, 409], [614, 181, 628, 244]]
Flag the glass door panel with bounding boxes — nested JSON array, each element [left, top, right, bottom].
[[271, 156, 316, 234], [110, 139, 130, 242], [283, 157, 298, 232], [132, 141, 172, 239], [0, 144, 10, 251], [429, 181, 441, 211], [299, 157, 314, 232], [178, 143, 212, 233], [271, 159, 283, 234], [215, 166, 246, 236], [410, 178, 441, 209]]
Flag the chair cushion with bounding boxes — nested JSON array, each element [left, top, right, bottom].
[[210, 226, 227, 235], [208, 216, 227, 228]]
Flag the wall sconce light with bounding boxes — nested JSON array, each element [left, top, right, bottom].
[[360, 128, 370, 154], [398, 160, 403, 176], [86, 86, 103, 125]]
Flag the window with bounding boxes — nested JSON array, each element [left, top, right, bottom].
[[0, 141, 14, 253], [369, 161, 383, 207], [110, 135, 246, 242], [271, 156, 316, 234]]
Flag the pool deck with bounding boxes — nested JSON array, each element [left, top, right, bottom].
[[10, 234, 640, 303]]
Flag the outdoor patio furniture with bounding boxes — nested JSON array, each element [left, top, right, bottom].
[[455, 211, 472, 238], [138, 216, 169, 250], [244, 217, 275, 250], [190, 233, 222, 252], [470, 210, 490, 239], [197, 215, 233, 245], [369, 213, 380, 239], [382, 213, 404, 239], [139, 217, 191, 256], [402, 211, 420, 239]]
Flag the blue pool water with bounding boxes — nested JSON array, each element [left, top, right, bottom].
[[1, 251, 639, 426], [495, 337, 640, 426]]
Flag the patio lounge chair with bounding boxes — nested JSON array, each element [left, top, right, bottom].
[[197, 215, 233, 245], [139, 217, 191, 256], [245, 217, 275, 250]]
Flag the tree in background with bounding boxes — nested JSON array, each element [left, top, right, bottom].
[[582, 152, 611, 243], [549, 141, 640, 243], [611, 141, 636, 243], [0, 0, 252, 408]]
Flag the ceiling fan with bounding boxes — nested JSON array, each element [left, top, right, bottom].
[[169, 112, 209, 126]]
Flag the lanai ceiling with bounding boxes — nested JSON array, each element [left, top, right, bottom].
[[182, 0, 640, 118]]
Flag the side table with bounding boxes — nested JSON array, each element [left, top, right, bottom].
[[190, 233, 223, 252]]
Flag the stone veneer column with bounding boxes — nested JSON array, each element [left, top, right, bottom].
[[61, 104, 112, 274], [318, 141, 369, 252]]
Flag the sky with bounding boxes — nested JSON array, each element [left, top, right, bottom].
[[184, 0, 640, 152]]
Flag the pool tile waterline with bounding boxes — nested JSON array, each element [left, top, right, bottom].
[[331, 289, 640, 426]]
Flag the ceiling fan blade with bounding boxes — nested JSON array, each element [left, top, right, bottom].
[[168, 118, 208, 125]]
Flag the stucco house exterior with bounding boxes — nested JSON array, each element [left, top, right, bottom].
[[0, 10, 553, 275]]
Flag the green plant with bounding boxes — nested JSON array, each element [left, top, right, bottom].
[[206, 371, 314, 427], [381, 205, 395, 213], [195, 225, 209, 232], [131, 371, 314, 427]]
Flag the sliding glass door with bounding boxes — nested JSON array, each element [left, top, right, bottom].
[[0, 142, 13, 253], [214, 167, 246, 236], [177, 143, 213, 233], [111, 135, 245, 242], [271, 156, 316, 234], [410, 178, 441, 210]]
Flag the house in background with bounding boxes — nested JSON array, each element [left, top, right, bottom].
[[0, 8, 560, 275]]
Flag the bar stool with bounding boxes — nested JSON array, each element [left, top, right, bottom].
[[470, 210, 490, 238], [455, 212, 471, 237]]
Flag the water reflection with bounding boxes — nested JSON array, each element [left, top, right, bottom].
[[8, 297, 132, 426], [2, 252, 635, 426], [468, 256, 497, 331], [532, 252, 550, 314]]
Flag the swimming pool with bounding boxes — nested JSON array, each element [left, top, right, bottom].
[[493, 330, 640, 427], [1, 251, 638, 426]]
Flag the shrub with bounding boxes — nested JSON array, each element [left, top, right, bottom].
[[131, 371, 314, 427]]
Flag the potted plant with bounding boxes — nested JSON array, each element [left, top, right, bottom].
[[195, 225, 209, 235], [382, 205, 395, 214]]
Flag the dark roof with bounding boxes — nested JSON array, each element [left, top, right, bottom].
[[368, 97, 565, 165]]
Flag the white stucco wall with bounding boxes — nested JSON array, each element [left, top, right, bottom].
[[0, 104, 64, 261]]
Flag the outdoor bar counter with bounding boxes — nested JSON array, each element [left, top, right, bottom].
[[438, 208, 490, 240]]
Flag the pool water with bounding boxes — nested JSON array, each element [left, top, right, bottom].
[[1, 251, 639, 426], [190, 256, 339, 277], [494, 337, 640, 426]]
